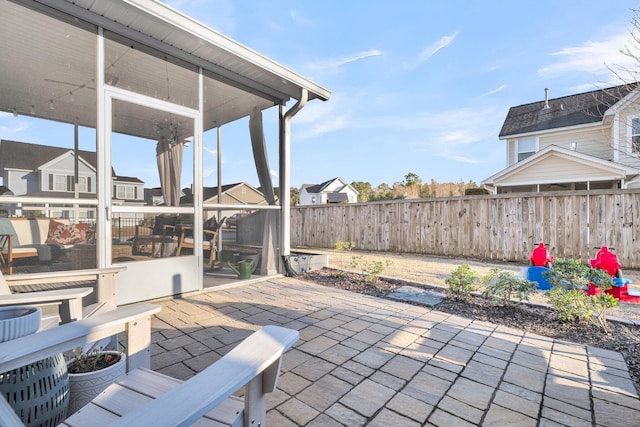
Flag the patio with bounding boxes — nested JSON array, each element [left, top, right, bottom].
[[149, 277, 640, 426]]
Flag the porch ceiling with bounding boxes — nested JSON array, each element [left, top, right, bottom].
[[1, 0, 330, 138]]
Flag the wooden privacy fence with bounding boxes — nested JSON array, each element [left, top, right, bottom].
[[291, 189, 640, 269]]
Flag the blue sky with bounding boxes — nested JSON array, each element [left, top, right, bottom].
[[3, 1, 640, 190], [169, 0, 640, 188]]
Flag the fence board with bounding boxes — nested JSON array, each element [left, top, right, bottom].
[[290, 189, 640, 268]]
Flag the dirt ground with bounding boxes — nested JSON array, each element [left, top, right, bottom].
[[301, 248, 640, 322]]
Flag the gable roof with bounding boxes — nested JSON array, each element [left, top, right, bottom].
[[0, 139, 98, 172], [482, 145, 640, 186], [179, 182, 262, 205], [499, 83, 639, 138], [302, 177, 344, 194]]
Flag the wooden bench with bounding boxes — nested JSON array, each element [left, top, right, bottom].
[[0, 303, 299, 426]]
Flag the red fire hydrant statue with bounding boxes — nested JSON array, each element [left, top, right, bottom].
[[587, 246, 640, 303], [530, 242, 554, 268]]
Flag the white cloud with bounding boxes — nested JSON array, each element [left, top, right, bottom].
[[434, 153, 484, 164], [305, 50, 383, 71], [203, 146, 218, 156], [404, 32, 458, 70], [0, 115, 30, 135], [538, 31, 636, 80], [482, 84, 507, 97], [270, 169, 279, 179]]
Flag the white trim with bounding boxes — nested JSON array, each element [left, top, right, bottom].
[[626, 114, 640, 156], [499, 121, 602, 140], [515, 136, 538, 162], [613, 113, 620, 162], [482, 145, 640, 186]]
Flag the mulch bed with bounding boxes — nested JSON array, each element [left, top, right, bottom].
[[301, 268, 640, 395]]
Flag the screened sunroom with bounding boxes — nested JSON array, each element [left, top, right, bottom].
[[0, 0, 330, 304]]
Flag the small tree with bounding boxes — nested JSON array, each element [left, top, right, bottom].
[[445, 264, 479, 301], [544, 259, 618, 332]]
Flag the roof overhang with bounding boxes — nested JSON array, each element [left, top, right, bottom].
[[38, 0, 330, 104], [481, 145, 640, 187]]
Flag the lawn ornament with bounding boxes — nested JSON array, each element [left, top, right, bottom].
[[530, 242, 554, 268], [527, 243, 553, 290], [587, 246, 640, 303]]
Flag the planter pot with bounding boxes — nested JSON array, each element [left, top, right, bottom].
[[0, 305, 41, 343], [0, 306, 70, 426], [67, 351, 126, 414]]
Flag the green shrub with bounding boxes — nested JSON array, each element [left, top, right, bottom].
[[350, 255, 392, 283], [544, 259, 618, 332], [334, 241, 356, 252], [445, 264, 479, 301], [547, 287, 592, 322], [481, 268, 537, 307], [543, 259, 589, 290]]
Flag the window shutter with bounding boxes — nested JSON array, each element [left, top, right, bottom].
[[88, 177, 92, 193], [49, 174, 53, 190], [113, 185, 117, 198], [67, 176, 73, 191], [134, 187, 138, 199]]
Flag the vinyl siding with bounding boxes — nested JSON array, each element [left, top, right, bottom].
[[498, 155, 622, 186], [538, 127, 611, 160]]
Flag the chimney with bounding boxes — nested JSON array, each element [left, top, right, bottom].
[[543, 88, 550, 109]]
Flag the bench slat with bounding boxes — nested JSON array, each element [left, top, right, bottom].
[[106, 325, 298, 427], [118, 369, 243, 426]]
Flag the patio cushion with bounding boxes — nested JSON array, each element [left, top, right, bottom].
[[45, 220, 88, 245]]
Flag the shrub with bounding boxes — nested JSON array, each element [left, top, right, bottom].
[[544, 259, 618, 332], [481, 268, 537, 307], [350, 255, 392, 283], [445, 264, 479, 301], [334, 241, 356, 252]]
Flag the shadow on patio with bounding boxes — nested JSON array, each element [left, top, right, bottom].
[[147, 277, 640, 426]]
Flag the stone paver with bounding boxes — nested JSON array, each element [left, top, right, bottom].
[[149, 278, 640, 425]]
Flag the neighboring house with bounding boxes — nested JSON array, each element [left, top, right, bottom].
[[482, 84, 640, 194], [180, 182, 268, 206], [299, 177, 359, 205], [144, 187, 165, 206], [0, 139, 145, 217]]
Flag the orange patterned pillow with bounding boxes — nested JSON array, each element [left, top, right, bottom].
[[45, 220, 88, 245]]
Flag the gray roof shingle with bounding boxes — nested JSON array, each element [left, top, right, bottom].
[[499, 83, 639, 138]]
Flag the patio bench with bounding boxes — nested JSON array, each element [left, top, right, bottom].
[[0, 302, 299, 426]]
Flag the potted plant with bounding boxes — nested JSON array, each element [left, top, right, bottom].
[[66, 347, 126, 414]]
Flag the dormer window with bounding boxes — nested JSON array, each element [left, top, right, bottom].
[[517, 137, 537, 161]]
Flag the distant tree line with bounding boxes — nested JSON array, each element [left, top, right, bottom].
[[351, 173, 482, 202], [287, 173, 484, 205]]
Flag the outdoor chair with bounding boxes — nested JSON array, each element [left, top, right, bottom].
[[132, 215, 179, 257], [0, 267, 123, 327], [0, 301, 298, 426], [176, 216, 226, 269]]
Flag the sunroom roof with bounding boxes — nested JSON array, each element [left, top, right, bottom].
[[1, 0, 330, 134]]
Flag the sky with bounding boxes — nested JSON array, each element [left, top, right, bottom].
[[3, 1, 640, 190]]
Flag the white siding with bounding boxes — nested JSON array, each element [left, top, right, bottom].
[[498, 155, 622, 186], [539, 127, 611, 160]]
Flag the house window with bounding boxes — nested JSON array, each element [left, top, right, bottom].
[[116, 185, 135, 199], [631, 118, 640, 154], [517, 137, 536, 161], [76, 177, 87, 192], [53, 175, 70, 191]]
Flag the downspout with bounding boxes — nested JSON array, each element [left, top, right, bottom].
[[280, 88, 308, 269]]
